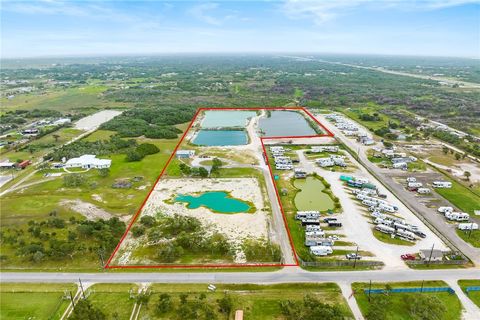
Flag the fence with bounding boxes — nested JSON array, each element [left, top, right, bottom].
[[300, 258, 384, 268], [364, 287, 455, 295], [466, 286, 480, 295], [405, 259, 468, 266]]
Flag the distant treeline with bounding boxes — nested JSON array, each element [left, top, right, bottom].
[[100, 106, 195, 138]]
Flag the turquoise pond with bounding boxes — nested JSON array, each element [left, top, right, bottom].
[[259, 111, 317, 137], [175, 192, 251, 213], [193, 130, 248, 146], [201, 110, 256, 128]]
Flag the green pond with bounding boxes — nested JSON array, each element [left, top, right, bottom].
[[294, 176, 335, 211], [175, 191, 251, 213]]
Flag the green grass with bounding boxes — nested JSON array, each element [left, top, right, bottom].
[[456, 229, 480, 248], [0, 283, 76, 320], [434, 176, 480, 215], [82, 129, 116, 142], [352, 281, 462, 320], [140, 283, 353, 319], [458, 280, 480, 308], [87, 283, 138, 319]]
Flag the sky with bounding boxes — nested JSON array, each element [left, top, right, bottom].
[[1, 0, 479, 58]]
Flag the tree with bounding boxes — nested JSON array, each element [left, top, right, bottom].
[[198, 167, 209, 178], [136, 292, 151, 307], [218, 293, 233, 316], [53, 134, 60, 142], [126, 150, 143, 162], [280, 295, 345, 320], [156, 293, 172, 314], [365, 295, 389, 320], [98, 168, 110, 177], [131, 226, 145, 238], [442, 146, 449, 154], [404, 295, 446, 320], [140, 216, 156, 227], [70, 299, 106, 320], [464, 171, 471, 180], [210, 158, 223, 175], [455, 153, 461, 160]]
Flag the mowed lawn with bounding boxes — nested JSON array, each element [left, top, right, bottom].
[[87, 283, 138, 319], [0, 283, 76, 320], [352, 281, 462, 320], [458, 280, 480, 308], [434, 176, 480, 215], [139, 283, 353, 319]]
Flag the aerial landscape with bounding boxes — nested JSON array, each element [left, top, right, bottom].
[[0, 1, 479, 319]]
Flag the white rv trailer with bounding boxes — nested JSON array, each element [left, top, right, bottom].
[[396, 229, 415, 240], [432, 181, 452, 188], [375, 224, 395, 234], [458, 223, 478, 231], [438, 206, 453, 213], [408, 182, 423, 188], [406, 177, 417, 183], [417, 188, 431, 194], [310, 245, 333, 256]]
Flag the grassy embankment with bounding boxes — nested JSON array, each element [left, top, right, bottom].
[[352, 281, 462, 320], [458, 280, 480, 308], [0, 283, 77, 320]]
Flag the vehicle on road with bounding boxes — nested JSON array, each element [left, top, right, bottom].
[[346, 253, 362, 260], [401, 253, 416, 260]]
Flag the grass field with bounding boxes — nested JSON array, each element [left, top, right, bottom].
[[458, 280, 480, 308], [456, 229, 480, 248], [342, 104, 399, 132], [0, 283, 76, 320], [87, 283, 138, 319], [139, 283, 353, 319], [352, 281, 462, 320], [434, 176, 480, 215]]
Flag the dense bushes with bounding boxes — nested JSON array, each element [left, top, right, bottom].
[[46, 136, 136, 161], [280, 295, 346, 320], [242, 239, 281, 262], [126, 143, 160, 162], [101, 106, 195, 138]]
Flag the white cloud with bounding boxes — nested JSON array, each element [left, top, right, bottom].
[[281, 0, 480, 24], [188, 2, 239, 26]]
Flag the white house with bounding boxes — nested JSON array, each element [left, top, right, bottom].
[[65, 154, 111, 169]]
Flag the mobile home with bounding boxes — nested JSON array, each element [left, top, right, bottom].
[[310, 246, 333, 256]]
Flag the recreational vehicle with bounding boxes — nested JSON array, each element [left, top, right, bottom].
[[432, 181, 452, 188], [458, 223, 479, 231], [375, 224, 395, 234], [310, 246, 333, 256], [305, 224, 321, 232], [396, 229, 415, 240], [437, 206, 453, 213], [417, 188, 431, 194]]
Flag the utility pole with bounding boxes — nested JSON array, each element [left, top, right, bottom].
[[353, 246, 359, 269], [468, 223, 474, 238], [69, 291, 75, 309], [368, 280, 372, 302], [420, 280, 424, 293], [79, 278, 85, 299], [427, 243, 435, 266]]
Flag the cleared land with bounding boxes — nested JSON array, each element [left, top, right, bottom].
[[0, 283, 76, 320]]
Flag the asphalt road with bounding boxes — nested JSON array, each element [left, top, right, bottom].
[[1, 268, 479, 284], [315, 114, 480, 266]]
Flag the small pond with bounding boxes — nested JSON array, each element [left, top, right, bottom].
[[193, 130, 248, 146], [294, 176, 335, 211], [175, 191, 251, 213], [201, 110, 256, 128], [259, 110, 316, 137]]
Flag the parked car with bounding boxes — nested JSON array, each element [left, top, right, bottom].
[[401, 254, 416, 260], [346, 253, 362, 260]]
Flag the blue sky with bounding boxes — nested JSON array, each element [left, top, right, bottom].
[[1, 0, 479, 58]]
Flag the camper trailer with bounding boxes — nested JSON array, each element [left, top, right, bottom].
[[305, 230, 325, 237], [328, 221, 342, 227], [396, 229, 415, 240], [417, 188, 431, 194], [438, 206, 453, 214], [375, 224, 395, 234], [306, 224, 321, 232], [458, 223, 479, 231], [316, 158, 335, 167], [301, 218, 320, 226], [296, 211, 320, 220], [378, 203, 397, 213], [406, 177, 416, 183], [408, 182, 423, 188], [310, 246, 333, 256], [432, 181, 452, 188], [362, 200, 378, 207]]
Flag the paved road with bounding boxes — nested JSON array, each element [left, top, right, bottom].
[[1, 268, 479, 284], [315, 114, 480, 267]]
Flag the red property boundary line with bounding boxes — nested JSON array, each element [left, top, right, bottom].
[[105, 107, 334, 269]]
